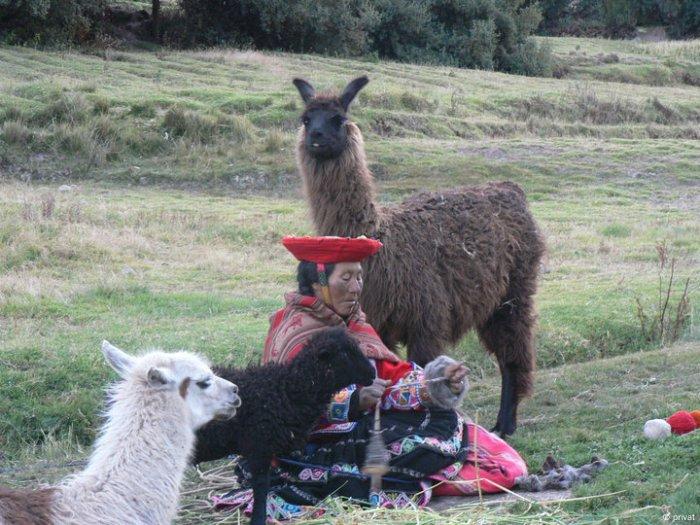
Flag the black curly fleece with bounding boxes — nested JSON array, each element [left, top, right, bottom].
[[193, 326, 375, 464]]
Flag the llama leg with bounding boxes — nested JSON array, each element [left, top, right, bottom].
[[493, 362, 517, 436], [478, 288, 536, 437], [249, 459, 271, 525]]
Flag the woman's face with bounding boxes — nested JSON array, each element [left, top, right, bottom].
[[314, 261, 363, 317]]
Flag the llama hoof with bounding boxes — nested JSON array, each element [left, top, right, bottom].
[[491, 426, 508, 439], [491, 420, 516, 438]]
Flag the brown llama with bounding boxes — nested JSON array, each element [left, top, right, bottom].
[[292, 76, 546, 436]]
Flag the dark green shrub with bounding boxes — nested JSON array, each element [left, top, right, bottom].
[[538, 0, 699, 38], [501, 37, 554, 76], [665, 0, 700, 39], [178, 0, 552, 76], [176, 0, 377, 55], [369, 0, 439, 64], [0, 0, 107, 45], [602, 0, 637, 37]]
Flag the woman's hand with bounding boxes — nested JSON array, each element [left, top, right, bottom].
[[444, 362, 469, 395], [358, 378, 391, 411]]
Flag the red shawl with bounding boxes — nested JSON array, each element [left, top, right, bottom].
[[263, 292, 400, 365]]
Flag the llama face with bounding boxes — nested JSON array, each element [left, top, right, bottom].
[[170, 356, 242, 429], [101, 341, 241, 430], [299, 102, 349, 159], [293, 76, 369, 160]]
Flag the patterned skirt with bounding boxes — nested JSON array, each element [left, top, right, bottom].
[[214, 408, 469, 520]]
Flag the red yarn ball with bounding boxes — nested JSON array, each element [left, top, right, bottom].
[[666, 411, 697, 435], [691, 410, 700, 428]]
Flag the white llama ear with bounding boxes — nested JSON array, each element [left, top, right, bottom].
[[102, 340, 135, 378], [147, 367, 174, 387], [293, 78, 315, 104]]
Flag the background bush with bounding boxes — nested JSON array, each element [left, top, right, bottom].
[[537, 0, 700, 38], [0, 0, 107, 45], [1, 0, 697, 55], [174, 0, 379, 54], [176, 0, 552, 76]]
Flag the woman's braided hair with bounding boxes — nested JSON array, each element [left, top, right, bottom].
[[297, 261, 336, 296]]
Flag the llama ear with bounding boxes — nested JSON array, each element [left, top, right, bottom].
[[147, 367, 173, 387], [293, 78, 315, 104], [102, 340, 135, 378], [339, 76, 369, 112]]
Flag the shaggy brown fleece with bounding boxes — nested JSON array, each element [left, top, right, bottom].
[[0, 486, 56, 525], [295, 86, 546, 436]]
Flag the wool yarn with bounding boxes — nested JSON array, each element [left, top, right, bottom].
[[690, 410, 700, 428], [643, 418, 672, 440], [666, 411, 697, 435]]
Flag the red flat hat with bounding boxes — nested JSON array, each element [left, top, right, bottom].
[[283, 236, 382, 263]]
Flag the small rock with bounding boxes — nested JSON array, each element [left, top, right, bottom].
[[121, 266, 136, 277], [139, 177, 148, 185], [58, 184, 72, 192]]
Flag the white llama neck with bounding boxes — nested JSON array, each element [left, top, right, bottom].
[[58, 380, 192, 525]]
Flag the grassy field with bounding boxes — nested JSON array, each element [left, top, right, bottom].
[[0, 36, 698, 523], [541, 36, 700, 86]]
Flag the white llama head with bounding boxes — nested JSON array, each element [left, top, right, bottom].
[[101, 340, 241, 429]]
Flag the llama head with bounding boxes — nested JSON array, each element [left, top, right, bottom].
[[293, 76, 369, 160], [295, 327, 375, 390], [101, 341, 241, 430]]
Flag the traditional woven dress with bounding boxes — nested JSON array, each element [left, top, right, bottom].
[[214, 292, 527, 520]]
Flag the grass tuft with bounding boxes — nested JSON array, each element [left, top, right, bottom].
[[53, 124, 95, 154], [1, 120, 33, 145], [92, 97, 112, 114], [1, 106, 24, 123], [130, 101, 158, 118], [263, 128, 287, 152], [163, 107, 218, 142], [219, 114, 256, 143], [36, 92, 91, 125]]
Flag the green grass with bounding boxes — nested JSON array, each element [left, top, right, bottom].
[[0, 37, 698, 522]]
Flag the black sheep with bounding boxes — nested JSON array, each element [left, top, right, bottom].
[[193, 327, 375, 525]]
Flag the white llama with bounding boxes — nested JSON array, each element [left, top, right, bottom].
[[0, 341, 241, 525]]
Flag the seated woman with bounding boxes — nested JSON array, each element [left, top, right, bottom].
[[216, 236, 527, 520]]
